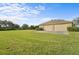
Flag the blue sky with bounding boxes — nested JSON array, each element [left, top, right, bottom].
[[0, 3, 79, 25]]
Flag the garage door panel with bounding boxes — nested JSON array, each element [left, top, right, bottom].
[[55, 25, 67, 31]]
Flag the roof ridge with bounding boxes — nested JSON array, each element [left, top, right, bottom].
[[39, 19, 72, 26]]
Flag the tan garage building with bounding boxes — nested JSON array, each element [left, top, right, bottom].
[[39, 20, 72, 32]]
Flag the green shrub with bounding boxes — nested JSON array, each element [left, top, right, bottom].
[[35, 28, 44, 31], [67, 27, 79, 32]]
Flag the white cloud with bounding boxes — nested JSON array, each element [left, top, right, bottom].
[[0, 3, 46, 25], [35, 5, 45, 11]]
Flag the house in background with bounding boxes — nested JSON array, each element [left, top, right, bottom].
[[72, 17, 79, 27], [73, 20, 79, 27], [39, 19, 72, 33]]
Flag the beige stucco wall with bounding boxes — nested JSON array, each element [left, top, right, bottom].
[[43, 25, 54, 31], [39, 25, 53, 31], [39, 23, 72, 32], [39, 26, 44, 28]]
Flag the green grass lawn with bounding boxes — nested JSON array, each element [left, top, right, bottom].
[[0, 30, 79, 55]]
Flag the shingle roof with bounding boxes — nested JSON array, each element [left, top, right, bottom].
[[39, 19, 72, 26]]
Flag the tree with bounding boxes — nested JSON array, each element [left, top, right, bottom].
[[21, 24, 29, 30], [0, 20, 20, 30], [30, 25, 35, 30], [7, 21, 15, 28], [13, 24, 20, 30], [34, 26, 39, 29]]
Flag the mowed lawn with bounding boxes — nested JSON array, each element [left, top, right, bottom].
[[0, 30, 79, 55]]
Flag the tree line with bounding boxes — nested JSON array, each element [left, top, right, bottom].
[[1, 17, 79, 31], [0, 20, 42, 31]]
